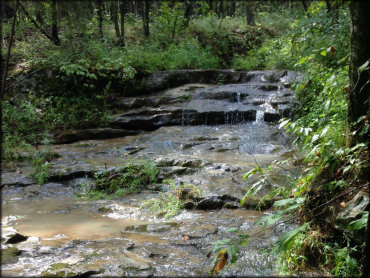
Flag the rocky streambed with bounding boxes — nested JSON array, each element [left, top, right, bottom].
[[2, 70, 306, 276]]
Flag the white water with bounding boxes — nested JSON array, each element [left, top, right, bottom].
[[255, 110, 265, 123]]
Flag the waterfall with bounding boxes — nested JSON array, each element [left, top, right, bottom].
[[255, 110, 264, 123], [236, 92, 241, 104]]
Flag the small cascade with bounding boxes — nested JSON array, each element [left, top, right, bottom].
[[255, 110, 264, 123], [224, 111, 245, 125], [236, 92, 241, 104]]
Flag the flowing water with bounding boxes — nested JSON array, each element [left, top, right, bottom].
[[2, 71, 308, 277]]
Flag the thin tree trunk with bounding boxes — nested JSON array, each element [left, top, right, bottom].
[[183, 1, 193, 28], [18, 2, 57, 45], [51, 0, 60, 45], [219, 0, 223, 18], [1, 1, 19, 99], [111, 1, 120, 38], [230, 1, 236, 17], [209, 0, 213, 12], [301, 0, 308, 12], [136, 0, 143, 17], [143, 0, 149, 37], [119, 0, 126, 45], [246, 1, 254, 25], [97, 0, 103, 40]]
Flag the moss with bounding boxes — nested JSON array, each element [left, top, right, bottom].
[[40, 263, 76, 277], [1, 247, 21, 264], [74, 143, 91, 147], [178, 95, 192, 102], [49, 263, 71, 271], [185, 86, 204, 92]]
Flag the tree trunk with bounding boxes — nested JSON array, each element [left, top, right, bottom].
[[348, 2, 370, 273], [209, 0, 213, 12], [110, 1, 120, 38], [119, 0, 126, 45], [96, 0, 103, 39], [230, 1, 236, 17], [301, 0, 308, 12], [51, 0, 60, 45], [219, 0, 223, 18], [348, 1, 370, 145], [18, 2, 58, 45], [183, 1, 193, 27], [1, 0, 18, 99], [127, 0, 134, 14], [143, 0, 149, 37], [136, 0, 143, 17], [246, 1, 254, 25]]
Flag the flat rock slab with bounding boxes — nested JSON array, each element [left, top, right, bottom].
[[54, 128, 141, 144]]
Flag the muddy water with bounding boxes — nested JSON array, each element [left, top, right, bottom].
[[2, 118, 301, 276]]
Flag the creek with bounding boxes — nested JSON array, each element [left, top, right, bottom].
[[2, 70, 305, 276]]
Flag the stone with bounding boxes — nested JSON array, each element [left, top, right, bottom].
[[1, 172, 35, 187], [1, 247, 21, 264], [335, 191, 369, 243], [196, 195, 240, 210], [6, 233, 29, 244], [54, 128, 140, 144]]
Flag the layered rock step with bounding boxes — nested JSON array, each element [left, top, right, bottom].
[[111, 70, 300, 131]]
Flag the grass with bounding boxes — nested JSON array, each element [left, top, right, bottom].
[[140, 180, 202, 219], [79, 160, 159, 200]]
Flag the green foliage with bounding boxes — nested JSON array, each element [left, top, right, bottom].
[[31, 155, 52, 185], [80, 160, 159, 200], [140, 180, 202, 219], [347, 211, 368, 231]]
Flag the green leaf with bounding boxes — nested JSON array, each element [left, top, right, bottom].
[[279, 119, 290, 129], [274, 223, 310, 253], [273, 197, 305, 207], [320, 50, 327, 56], [359, 60, 369, 72], [227, 245, 240, 264], [238, 234, 250, 246], [254, 211, 285, 228], [347, 212, 368, 231]]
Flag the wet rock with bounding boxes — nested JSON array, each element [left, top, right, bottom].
[[184, 201, 197, 209], [146, 223, 178, 233], [158, 167, 188, 178], [54, 128, 140, 144], [1, 172, 35, 187], [264, 110, 281, 122], [196, 195, 240, 210], [1, 247, 21, 264], [335, 191, 369, 243], [48, 162, 96, 181], [6, 232, 29, 244], [262, 70, 287, 82]]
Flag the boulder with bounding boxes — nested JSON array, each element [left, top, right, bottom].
[[196, 195, 240, 210], [335, 191, 369, 243]]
